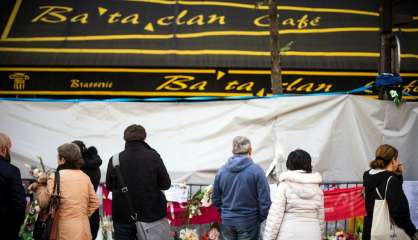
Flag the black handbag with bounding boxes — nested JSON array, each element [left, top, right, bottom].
[[33, 171, 61, 240]]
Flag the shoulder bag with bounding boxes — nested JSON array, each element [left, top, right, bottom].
[[33, 170, 60, 240], [370, 176, 410, 240], [112, 154, 148, 240]]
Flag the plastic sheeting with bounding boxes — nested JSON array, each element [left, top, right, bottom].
[[1, 95, 417, 183]]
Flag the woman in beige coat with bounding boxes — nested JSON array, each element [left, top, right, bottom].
[[30, 143, 99, 240]]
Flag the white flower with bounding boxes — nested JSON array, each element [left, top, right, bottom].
[[101, 216, 113, 230], [32, 168, 40, 177], [201, 195, 211, 207], [179, 228, 198, 240], [201, 185, 213, 207], [34, 205, 41, 213], [390, 90, 398, 98], [203, 185, 213, 192]]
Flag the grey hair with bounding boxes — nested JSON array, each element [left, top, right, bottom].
[[57, 143, 83, 168], [232, 136, 251, 154]]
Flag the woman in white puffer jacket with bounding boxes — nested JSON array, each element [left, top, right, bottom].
[[263, 149, 324, 240]]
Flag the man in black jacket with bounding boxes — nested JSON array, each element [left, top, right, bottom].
[[0, 133, 26, 240], [106, 124, 171, 240]]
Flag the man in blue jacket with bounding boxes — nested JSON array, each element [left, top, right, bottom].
[[213, 136, 271, 240]]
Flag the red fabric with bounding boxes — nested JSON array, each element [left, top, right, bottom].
[[101, 184, 112, 216], [96, 186, 220, 225], [101, 185, 366, 224], [166, 202, 220, 226], [323, 186, 366, 221]]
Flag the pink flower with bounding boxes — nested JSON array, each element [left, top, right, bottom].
[[208, 228, 220, 240]]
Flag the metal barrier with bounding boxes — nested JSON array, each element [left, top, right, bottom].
[[22, 179, 364, 237], [321, 182, 363, 237], [187, 182, 364, 237]]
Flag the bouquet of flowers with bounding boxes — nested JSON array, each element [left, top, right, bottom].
[[25, 156, 48, 178], [19, 156, 47, 240], [335, 230, 346, 240], [200, 185, 213, 208], [100, 215, 114, 240], [330, 230, 360, 240], [19, 199, 41, 240], [200, 223, 220, 240], [187, 185, 213, 219], [390, 90, 404, 106], [178, 228, 199, 240]]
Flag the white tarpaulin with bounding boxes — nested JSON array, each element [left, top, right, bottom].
[[1, 95, 417, 183]]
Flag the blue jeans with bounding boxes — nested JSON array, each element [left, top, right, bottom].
[[221, 223, 260, 240], [114, 222, 137, 240]]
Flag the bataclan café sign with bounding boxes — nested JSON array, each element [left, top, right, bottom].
[[0, 0, 417, 99]]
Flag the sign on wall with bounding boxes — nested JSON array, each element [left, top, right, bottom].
[[1, 67, 418, 98], [0, 0, 417, 70]]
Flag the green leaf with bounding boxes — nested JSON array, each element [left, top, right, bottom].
[[280, 41, 294, 52]]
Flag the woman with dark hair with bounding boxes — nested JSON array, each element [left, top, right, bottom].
[[263, 149, 324, 240], [73, 140, 102, 240], [29, 143, 99, 240], [362, 144, 417, 240]]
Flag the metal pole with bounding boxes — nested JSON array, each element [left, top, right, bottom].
[[378, 0, 393, 99], [269, 0, 283, 94]]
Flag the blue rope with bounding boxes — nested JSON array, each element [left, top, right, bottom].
[[0, 85, 378, 103]]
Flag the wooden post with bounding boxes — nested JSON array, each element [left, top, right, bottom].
[[268, 0, 283, 94], [378, 0, 393, 100]]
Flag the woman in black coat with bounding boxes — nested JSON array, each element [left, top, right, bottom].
[[362, 144, 417, 240], [73, 140, 102, 240]]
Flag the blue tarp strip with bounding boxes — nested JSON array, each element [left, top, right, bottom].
[[0, 86, 375, 103]]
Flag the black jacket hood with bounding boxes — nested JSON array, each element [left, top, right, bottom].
[[364, 169, 393, 190], [81, 146, 102, 169], [363, 169, 403, 194]]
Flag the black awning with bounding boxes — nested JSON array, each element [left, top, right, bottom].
[[1, 67, 418, 99], [1, 0, 417, 99], [1, 0, 417, 71]]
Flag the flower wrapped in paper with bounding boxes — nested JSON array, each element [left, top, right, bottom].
[[178, 228, 199, 240], [187, 185, 213, 219]]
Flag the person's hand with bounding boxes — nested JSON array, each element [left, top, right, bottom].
[[37, 173, 48, 184], [27, 182, 38, 192], [394, 163, 404, 175]]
